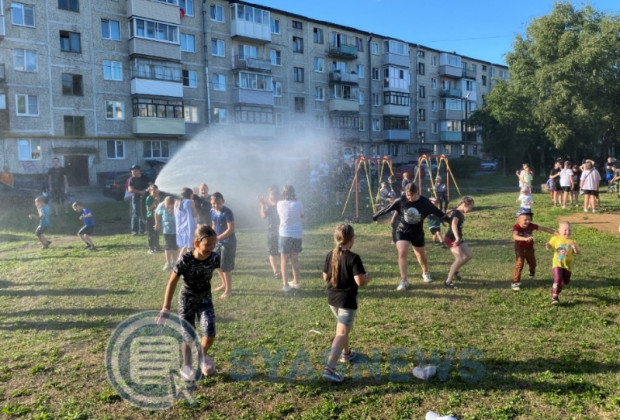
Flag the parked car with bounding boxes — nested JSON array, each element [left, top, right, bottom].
[[480, 160, 498, 171], [102, 171, 131, 201]]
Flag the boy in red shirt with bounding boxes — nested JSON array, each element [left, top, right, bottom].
[[511, 209, 557, 291]]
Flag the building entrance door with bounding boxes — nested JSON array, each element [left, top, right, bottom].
[[64, 155, 89, 186]]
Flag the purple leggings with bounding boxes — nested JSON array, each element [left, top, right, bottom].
[[552, 267, 571, 298]]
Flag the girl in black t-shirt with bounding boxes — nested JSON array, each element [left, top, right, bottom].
[[444, 196, 475, 289], [321, 224, 371, 383]]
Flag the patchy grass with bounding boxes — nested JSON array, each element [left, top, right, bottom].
[[0, 182, 619, 419]]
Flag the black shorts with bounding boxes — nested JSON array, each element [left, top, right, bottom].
[[35, 225, 48, 237], [429, 226, 441, 235], [50, 189, 65, 204], [561, 186, 571, 192], [582, 189, 597, 196], [78, 225, 94, 236], [395, 228, 425, 248], [216, 240, 236, 272], [164, 234, 178, 251]]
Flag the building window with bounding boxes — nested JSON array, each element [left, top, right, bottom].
[[315, 86, 325, 101], [64, 116, 85, 136], [131, 18, 178, 43], [356, 37, 364, 52], [133, 98, 183, 119], [358, 91, 364, 105], [293, 67, 304, 83], [371, 67, 379, 80], [313, 27, 323, 44], [431, 122, 438, 134], [184, 105, 199, 123], [60, 31, 81, 53], [500, 70, 507, 80], [18, 139, 41, 160], [101, 19, 121, 41], [182, 70, 197, 87], [105, 100, 124, 120], [418, 108, 426, 122], [419, 131, 426, 143], [315, 114, 326, 129], [372, 118, 381, 131], [383, 92, 410, 106], [431, 100, 437, 112], [209, 4, 223, 21], [370, 41, 378, 55], [482, 75, 487, 86], [238, 44, 257, 59], [212, 73, 226, 91], [294, 97, 305, 113], [270, 18, 280, 34], [180, 33, 195, 52], [356, 64, 364, 78], [237, 72, 273, 91], [431, 78, 437, 89], [11, 3, 35, 27], [13, 49, 37, 72], [313, 58, 324, 72], [58, 0, 79, 12], [213, 108, 228, 124], [384, 116, 409, 130], [275, 113, 283, 127], [272, 81, 282, 97], [62, 73, 83, 96], [106, 140, 124, 159], [292, 20, 302, 29], [431, 55, 438, 66], [418, 85, 425, 98], [144, 140, 169, 158], [418, 62, 425, 75], [292, 36, 303, 53], [15, 94, 38, 116], [359, 117, 365, 131], [444, 144, 452, 155], [180, 0, 194, 16], [270, 50, 281, 66], [103, 60, 122, 81], [417, 50, 425, 58], [211, 39, 225, 56], [372, 93, 380, 106]]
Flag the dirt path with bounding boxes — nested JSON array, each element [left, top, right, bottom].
[[560, 211, 620, 236]]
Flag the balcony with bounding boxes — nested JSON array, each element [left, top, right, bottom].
[[329, 71, 358, 85], [439, 109, 463, 120], [331, 127, 360, 141], [383, 129, 410, 141], [129, 38, 181, 61], [329, 98, 359, 113], [233, 88, 274, 106], [127, 0, 180, 25], [383, 104, 410, 116], [462, 67, 477, 78], [382, 52, 409, 68], [440, 131, 461, 142], [327, 44, 358, 59], [439, 65, 463, 78], [132, 117, 185, 135], [131, 78, 183, 97], [230, 4, 271, 43], [233, 56, 271, 73], [233, 122, 276, 138], [440, 88, 462, 98]]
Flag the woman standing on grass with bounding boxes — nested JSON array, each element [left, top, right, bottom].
[[277, 185, 304, 292], [580, 160, 601, 213], [321, 224, 371, 383], [443, 196, 475, 289]]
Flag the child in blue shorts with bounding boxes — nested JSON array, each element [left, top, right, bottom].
[[72, 201, 96, 251]]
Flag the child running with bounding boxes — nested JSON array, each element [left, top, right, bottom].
[[257, 186, 281, 280], [545, 221, 580, 305], [443, 196, 475, 288], [29, 196, 52, 249], [211, 192, 236, 299], [511, 209, 557, 291], [156, 225, 220, 380], [155, 195, 179, 270], [321, 224, 371, 383], [72, 201, 97, 250]]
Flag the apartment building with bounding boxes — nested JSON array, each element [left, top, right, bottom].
[[0, 0, 509, 187]]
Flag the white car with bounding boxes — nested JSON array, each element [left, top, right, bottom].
[[480, 160, 498, 171]]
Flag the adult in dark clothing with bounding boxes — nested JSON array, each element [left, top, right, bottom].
[[373, 182, 449, 291], [549, 161, 562, 207], [128, 164, 150, 235], [48, 157, 69, 215]]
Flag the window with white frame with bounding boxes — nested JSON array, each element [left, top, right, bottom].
[[370, 41, 378, 55], [106, 140, 124, 159], [103, 60, 122, 80], [13, 49, 37, 72], [16, 94, 38, 116], [372, 93, 380, 106], [131, 18, 178, 43], [213, 107, 228, 124], [418, 85, 425, 98], [212, 73, 226, 91], [315, 86, 325, 101], [180, 33, 195, 52], [313, 58, 324, 72], [0, 95, 6, 110], [209, 4, 223, 21], [316, 114, 326, 129], [418, 108, 425, 121], [292, 36, 303, 53], [431, 55, 437, 66], [431, 78, 437, 89], [211, 39, 225, 56], [270, 18, 280, 34], [238, 44, 257, 59], [384, 40, 408, 56], [144, 140, 169, 158], [371, 67, 379, 80], [60, 30, 81, 53], [62, 73, 83, 96], [11, 2, 35, 27], [358, 91, 364, 105], [431, 100, 437, 112], [237, 72, 273, 90], [293, 67, 304, 83], [431, 122, 438, 134], [313, 27, 323, 44], [105, 100, 124, 120], [183, 70, 197, 87], [372, 118, 381, 131], [58, 0, 79, 12], [359, 117, 365, 131], [64, 115, 85, 136], [418, 62, 425, 75], [356, 64, 364, 78], [101, 19, 120, 41], [18, 139, 41, 160], [184, 105, 199, 123], [180, 0, 194, 16], [270, 49, 281, 65], [272, 81, 282, 97]]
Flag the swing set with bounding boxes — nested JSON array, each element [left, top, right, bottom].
[[340, 154, 462, 220]]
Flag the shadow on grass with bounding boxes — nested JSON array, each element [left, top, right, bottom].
[[0, 287, 132, 297]]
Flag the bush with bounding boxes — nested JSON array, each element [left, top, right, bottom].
[[447, 156, 481, 178]]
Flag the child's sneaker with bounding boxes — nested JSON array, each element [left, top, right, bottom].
[[551, 297, 560, 305], [43, 241, 52, 249], [422, 272, 433, 283], [339, 350, 357, 363], [396, 279, 409, 291], [511, 282, 521, 291], [200, 355, 216, 376], [83, 244, 91, 250], [179, 365, 195, 382], [322, 366, 344, 383], [453, 272, 461, 281], [162, 262, 170, 271], [288, 281, 300, 289], [528, 271, 535, 278], [283, 284, 291, 292]]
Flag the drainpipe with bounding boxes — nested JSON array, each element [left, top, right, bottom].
[[202, 1, 211, 125], [367, 34, 373, 156]]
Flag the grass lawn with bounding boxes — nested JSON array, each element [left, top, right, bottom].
[[1, 177, 619, 420]]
